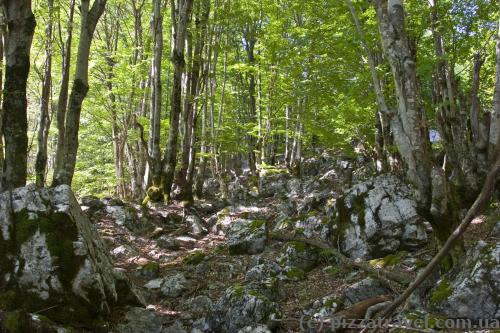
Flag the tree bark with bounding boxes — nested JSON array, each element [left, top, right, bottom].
[[53, 0, 107, 186], [1, 0, 36, 190], [35, 0, 54, 187], [490, 0, 500, 160], [176, 0, 210, 202], [346, 0, 390, 172], [52, 0, 76, 186], [161, 0, 194, 201], [373, 0, 433, 213], [149, 0, 164, 187], [0, 16, 6, 188]]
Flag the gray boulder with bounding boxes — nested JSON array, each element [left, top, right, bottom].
[[294, 215, 331, 242], [432, 241, 500, 320], [334, 174, 428, 259], [160, 273, 188, 297], [227, 219, 267, 255], [117, 307, 164, 333], [258, 173, 289, 198], [277, 241, 319, 272], [0, 185, 144, 326], [343, 277, 392, 306], [207, 285, 281, 333]]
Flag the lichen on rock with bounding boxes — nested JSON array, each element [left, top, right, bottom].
[[0, 185, 144, 326]]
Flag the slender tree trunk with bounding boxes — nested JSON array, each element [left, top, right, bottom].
[[346, 0, 389, 172], [1, 1, 36, 190], [245, 27, 258, 174], [161, 0, 194, 201], [53, 0, 76, 185], [0, 17, 6, 187], [470, 53, 484, 147], [53, 0, 107, 186], [285, 105, 290, 167], [35, 0, 54, 187], [490, 0, 500, 160], [149, 0, 163, 187]]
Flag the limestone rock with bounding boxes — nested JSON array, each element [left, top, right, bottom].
[[227, 219, 267, 255], [334, 174, 428, 259], [0, 185, 144, 326], [207, 286, 281, 333], [160, 273, 188, 297], [343, 277, 392, 306], [116, 307, 164, 333], [432, 241, 500, 320]]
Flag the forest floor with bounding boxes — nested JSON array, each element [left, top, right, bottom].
[[82, 158, 499, 333]]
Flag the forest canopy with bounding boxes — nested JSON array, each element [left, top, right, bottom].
[[0, 0, 499, 203]]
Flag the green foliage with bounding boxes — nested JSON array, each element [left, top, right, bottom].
[[23, 0, 500, 200]]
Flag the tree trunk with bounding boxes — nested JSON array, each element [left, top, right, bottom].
[[53, 0, 107, 186], [52, 0, 76, 186], [176, 0, 210, 202], [149, 0, 164, 187], [1, 1, 36, 190], [245, 26, 258, 174], [35, 0, 54, 187], [161, 0, 194, 201], [0, 18, 6, 188], [373, 0, 433, 213], [490, 0, 500, 160], [346, 0, 390, 172]]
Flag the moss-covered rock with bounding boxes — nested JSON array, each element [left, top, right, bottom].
[[333, 174, 428, 259], [0, 185, 144, 327], [207, 285, 281, 333], [183, 251, 206, 265], [227, 219, 267, 255], [277, 241, 319, 271], [430, 241, 500, 320]]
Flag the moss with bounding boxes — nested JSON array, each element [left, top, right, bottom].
[[0, 290, 17, 310], [183, 251, 205, 265], [415, 258, 428, 268], [213, 244, 227, 254], [286, 241, 306, 252], [232, 284, 245, 297], [285, 266, 306, 280], [4, 311, 20, 332], [430, 279, 453, 304], [141, 261, 160, 273], [369, 251, 408, 268], [324, 297, 342, 309], [146, 186, 163, 203], [249, 220, 265, 231], [324, 266, 339, 276]]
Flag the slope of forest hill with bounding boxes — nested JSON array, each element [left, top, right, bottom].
[[2, 153, 500, 332]]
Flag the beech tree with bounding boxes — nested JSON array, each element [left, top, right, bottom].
[[161, 0, 194, 201], [53, 0, 107, 186], [1, 0, 36, 190]]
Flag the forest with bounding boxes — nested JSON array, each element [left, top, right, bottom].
[[1, 0, 500, 332]]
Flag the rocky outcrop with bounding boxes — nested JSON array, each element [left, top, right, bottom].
[[0, 185, 144, 326], [333, 174, 428, 259], [227, 219, 267, 255], [431, 240, 500, 320], [207, 285, 281, 333]]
